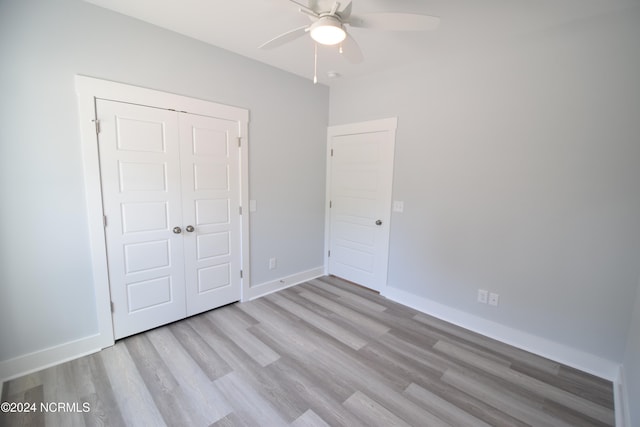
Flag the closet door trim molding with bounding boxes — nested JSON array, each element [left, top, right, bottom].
[[76, 75, 250, 347]]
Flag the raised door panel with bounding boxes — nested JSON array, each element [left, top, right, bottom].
[[97, 100, 186, 339], [179, 113, 241, 316]]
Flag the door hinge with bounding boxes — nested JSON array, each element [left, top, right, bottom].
[[93, 119, 101, 134], [103, 215, 107, 227], [110, 301, 114, 313], [330, 148, 334, 157], [329, 200, 332, 208], [328, 250, 331, 257], [239, 206, 242, 215], [237, 137, 242, 148], [240, 270, 243, 278]]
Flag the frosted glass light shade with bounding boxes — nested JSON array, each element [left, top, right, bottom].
[[310, 16, 346, 46]]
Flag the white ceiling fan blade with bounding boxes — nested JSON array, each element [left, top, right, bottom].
[[341, 33, 363, 64], [329, 1, 340, 15], [290, 0, 319, 16], [259, 26, 309, 50], [339, 1, 353, 20], [349, 13, 440, 31], [308, 0, 322, 12]]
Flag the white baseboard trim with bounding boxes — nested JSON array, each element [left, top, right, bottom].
[[0, 333, 105, 385], [614, 366, 631, 427], [382, 285, 619, 381], [2, 268, 324, 386], [244, 267, 324, 301]]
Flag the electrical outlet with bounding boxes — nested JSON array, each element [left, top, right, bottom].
[[477, 289, 488, 304], [269, 257, 277, 270], [489, 292, 500, 306], [393, 201, 404, 213]]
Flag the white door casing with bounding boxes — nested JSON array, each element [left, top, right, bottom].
[[76, 75, 249, 347], [325, 118, 397, 292]]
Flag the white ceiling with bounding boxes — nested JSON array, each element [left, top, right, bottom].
[[84, 0, 635, 85]]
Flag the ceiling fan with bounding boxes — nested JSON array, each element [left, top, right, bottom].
[[259, 0, 440, 82]]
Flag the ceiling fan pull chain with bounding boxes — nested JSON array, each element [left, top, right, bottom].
[[313, 42, 318, 84]]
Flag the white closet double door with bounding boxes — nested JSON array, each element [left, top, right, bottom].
[[97, 99, 241, 339]]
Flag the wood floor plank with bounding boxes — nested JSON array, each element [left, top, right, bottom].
[[205, 306, 280, 367], [267, 292, 369, 350], [214, 372, 289, 427], [241, 300, 321, 358], [277, 289, 383, 348], [403, 382, 492, 427], [145, 327, 232, 425], [48, 362, 86, 427], [68, 357, 114, 427], [356, 342, 529, 427], [191, 310, 312, 422], [414, 312, 563, 376], [557, 365, 615, 408], [1, 369, 42, 401], [99, 342, 167, 426], [434, 339, 615, 425], [297, 289, 390, 337], [306, 279, 388, 312], [293, 338, 452, 427], [442, 367, 576, 427], [186, 313, 263, 375], [262, 358, 365, 427], [343, 391, 415, 427], [1, 277, 616, 427], [290, 409, 331, 427], [168, 321, 233, 381], [539, 398, 613, 427], [124, 333, 199, 426], [248, 326, 356, 402], [0, 385, 45, 427], [80, 353, 127, 427]]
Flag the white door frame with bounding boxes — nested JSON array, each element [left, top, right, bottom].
[[76, 75, 250, 347], [324, 117, 397, 292]]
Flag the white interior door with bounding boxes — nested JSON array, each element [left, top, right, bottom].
[[179, 113, 241, 316], [98, 100, 243, 339], [326, 118, 397, 292], [97, 99, 187, 339]]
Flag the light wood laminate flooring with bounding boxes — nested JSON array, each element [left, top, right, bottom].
[[1, 276, 615, 426]]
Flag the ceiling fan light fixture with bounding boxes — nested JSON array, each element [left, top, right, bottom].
[[310, 16, 346, 46]]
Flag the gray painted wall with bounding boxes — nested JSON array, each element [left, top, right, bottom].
[[623, 276, 640, 425], [1, 0, 639, 405], [0, 0, 328, 362], [329, 7, 640, 363]]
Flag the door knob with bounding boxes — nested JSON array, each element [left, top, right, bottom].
[[185, 225, 195, 233], [375, 219, 382, 226], [172, 226, 182, 234]]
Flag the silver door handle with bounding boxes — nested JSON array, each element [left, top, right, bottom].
[[185, 225, 195, 233], [375, 220, 382, 226], [172, 226, 182, 234]]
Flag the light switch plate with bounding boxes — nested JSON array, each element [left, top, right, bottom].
[[249, 200, 257, 212]]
